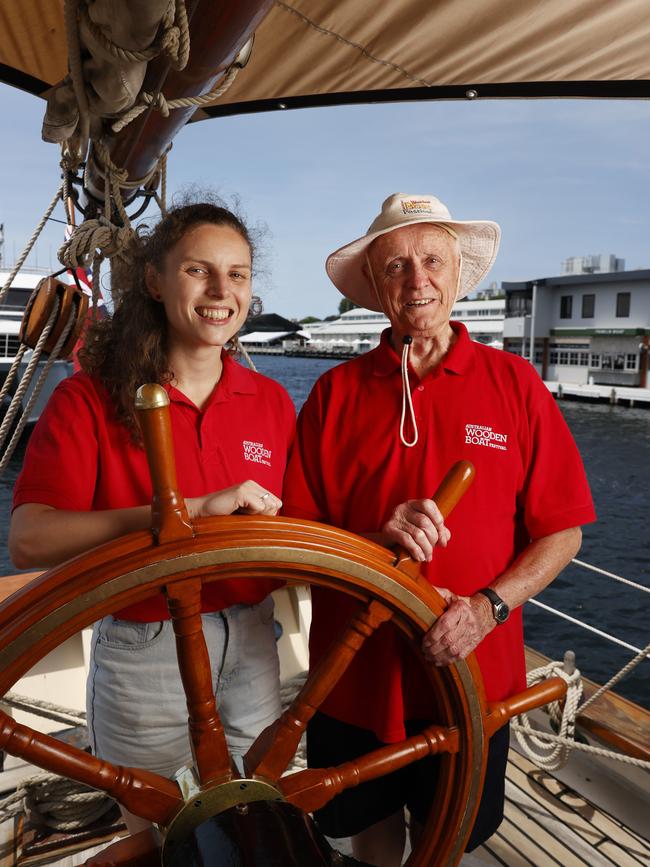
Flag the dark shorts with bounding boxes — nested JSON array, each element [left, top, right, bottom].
[[307, 712, 509, 851]]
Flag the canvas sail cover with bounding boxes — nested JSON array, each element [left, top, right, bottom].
[[1, 0, 649, 122]]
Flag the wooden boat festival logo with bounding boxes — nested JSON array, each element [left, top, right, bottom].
[[465, 423, 508, 451], [400, 198, 435, 215], [243, 439, 272, 467]]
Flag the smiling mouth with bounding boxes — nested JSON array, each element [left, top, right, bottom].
[[405, 298, 435, 308], [195, 306, 233, 321]]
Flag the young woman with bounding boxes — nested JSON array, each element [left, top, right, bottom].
[[9, 201, 295, 827]]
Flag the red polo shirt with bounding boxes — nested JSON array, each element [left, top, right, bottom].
[[13, 352, 295, 621], [283, 323, 595, 742]]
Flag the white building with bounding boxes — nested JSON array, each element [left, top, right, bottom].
[[561, 254, 625, 275], [503, 270, 650, 387], [308, 298, 505, 353]]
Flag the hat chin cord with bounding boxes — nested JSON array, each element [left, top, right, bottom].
[[364, 250, 463, 449]]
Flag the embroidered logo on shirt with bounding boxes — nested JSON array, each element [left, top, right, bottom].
[[243, 440, 272, 467], [465, 423, 508, 451]]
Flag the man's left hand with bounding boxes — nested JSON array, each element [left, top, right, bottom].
[[421, 588, 494, 666]]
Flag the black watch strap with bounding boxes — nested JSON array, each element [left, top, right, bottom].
[[478, 588, 510, 624]]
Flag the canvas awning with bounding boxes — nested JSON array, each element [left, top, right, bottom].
[[1, 0, 649, 113]]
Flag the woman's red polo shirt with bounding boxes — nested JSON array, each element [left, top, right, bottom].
[[13, 353, 295, 621], [283, 324, 596, 742]]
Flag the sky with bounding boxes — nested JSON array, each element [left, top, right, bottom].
[[1, 84, 649, 320]]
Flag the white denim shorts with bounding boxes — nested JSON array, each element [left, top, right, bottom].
[[86, 596, 281, 778]]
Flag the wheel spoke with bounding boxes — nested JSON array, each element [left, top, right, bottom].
[[279, 723, 459, 814], [165, 577, 232, 784], [0, 710, 182, 825], [244, 599, 393, 779]]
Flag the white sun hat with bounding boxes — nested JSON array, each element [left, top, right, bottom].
[[326, 193, 501, 312]]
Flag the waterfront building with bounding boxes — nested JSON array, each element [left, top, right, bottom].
[[502, 270, 650, 387], [307, 298, 505, 353], [238, 312, 309, 352]]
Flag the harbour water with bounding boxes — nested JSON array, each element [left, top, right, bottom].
[[0, 353, 648, 710]]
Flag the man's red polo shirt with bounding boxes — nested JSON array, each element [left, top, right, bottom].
[[13, 352, 295, 621], [283, 323, 596, 743]]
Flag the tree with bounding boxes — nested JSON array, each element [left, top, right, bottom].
[[338, 298, 359, 315], [299, 316, 321, 324]]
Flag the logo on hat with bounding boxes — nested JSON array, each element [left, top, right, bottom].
[[401, 199, 435, 216]]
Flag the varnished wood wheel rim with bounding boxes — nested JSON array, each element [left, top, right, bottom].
[[0, 516, 487, 866]]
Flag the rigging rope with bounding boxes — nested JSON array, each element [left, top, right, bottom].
[[0, 183, 64, 307], [2, 692, 85, 727], [111, 64, 241, 134], [0, 300, 79, 473]]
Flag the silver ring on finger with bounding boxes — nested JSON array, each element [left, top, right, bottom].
[[260, 492, 270, 502]]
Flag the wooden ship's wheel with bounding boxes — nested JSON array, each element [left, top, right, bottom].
[[0, 386, 565, 866]]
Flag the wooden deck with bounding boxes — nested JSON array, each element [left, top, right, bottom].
[[469, 747, 650, 867]]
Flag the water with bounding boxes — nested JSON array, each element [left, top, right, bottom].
[[1, 355, 648, 709]]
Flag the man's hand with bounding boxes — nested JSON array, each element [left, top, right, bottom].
[[382, 499, 451, 562], [188, 481, 282, 518], [421, 588, 493, 666]]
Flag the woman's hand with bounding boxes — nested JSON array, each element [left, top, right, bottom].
[[381, 498, 451, 562], [188, 481, 282, 518]]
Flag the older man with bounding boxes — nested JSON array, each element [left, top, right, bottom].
[[283, 194, 595, 866]]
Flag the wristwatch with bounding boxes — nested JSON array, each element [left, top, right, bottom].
[[478, 588, 510, 624]]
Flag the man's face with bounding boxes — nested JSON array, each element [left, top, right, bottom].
[[365, 224, 460, 339]]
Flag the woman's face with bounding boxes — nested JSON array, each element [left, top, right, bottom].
[[146, 222, 252, 353]]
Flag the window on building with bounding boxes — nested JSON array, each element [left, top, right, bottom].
[[549, 351, 558, 364], [625, 354, 638, 371], [559, 351, 569, 365], [579, 352, 589, 366], [614, 354, 626, 370], [581, 294, 595, 318], [602, 354, 612, 369], [569, 352, 579, 366], [534, 351, 544, 364], [616, 292, 631, 318], [560, 296, 573, 319], [590, 353, 601, 368]]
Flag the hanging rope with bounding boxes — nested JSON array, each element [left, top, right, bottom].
[[0, 345, 28, 408], [111, 64, 241, 134], [513, 660, 583, 770], [0, 299, 79, 473], [0, 299, 61, 450], [0, 183, 64, 307], [80, 0, 189, 69]]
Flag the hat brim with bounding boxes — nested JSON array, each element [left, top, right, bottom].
[[326, 218, 501, 312]]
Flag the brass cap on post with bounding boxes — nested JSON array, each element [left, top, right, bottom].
[[135, 383, 169, 410]]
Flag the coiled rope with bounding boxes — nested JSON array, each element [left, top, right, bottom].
[[513, 639, 650, 771], [0, 773, 115, 831]]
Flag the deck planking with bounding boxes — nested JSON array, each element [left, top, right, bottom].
[[471, 746, 650, 867]]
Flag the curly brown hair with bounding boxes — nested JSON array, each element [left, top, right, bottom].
[[78, 201, 260, 441]]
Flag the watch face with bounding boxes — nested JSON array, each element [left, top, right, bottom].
[[493, 600, 510, 623]]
